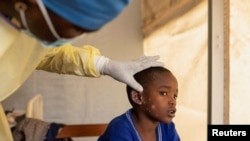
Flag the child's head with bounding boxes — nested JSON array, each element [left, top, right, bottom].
[[126, 66, 178, 123]]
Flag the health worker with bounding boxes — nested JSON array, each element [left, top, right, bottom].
[[0, 0, 164, 140]]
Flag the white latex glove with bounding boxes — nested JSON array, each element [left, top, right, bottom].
[[95, 55, 164, 92]]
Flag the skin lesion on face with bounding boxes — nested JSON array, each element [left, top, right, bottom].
[[140, 72, 178, 123]]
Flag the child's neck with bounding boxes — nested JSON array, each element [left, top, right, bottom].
[[132, 110, 160, 141]]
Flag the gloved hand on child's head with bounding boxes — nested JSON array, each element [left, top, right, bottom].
[[95, 55, 164, 92]]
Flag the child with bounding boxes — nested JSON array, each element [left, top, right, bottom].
[[98, 67, 180, 141]]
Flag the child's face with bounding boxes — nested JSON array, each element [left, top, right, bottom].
[[141, 71, 178, 124]]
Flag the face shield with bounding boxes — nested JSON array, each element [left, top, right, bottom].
[[14, 0, 85, 47]]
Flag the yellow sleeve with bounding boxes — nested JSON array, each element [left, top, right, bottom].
[[36, 44, 102, 77], [0, 104, 14, 141]]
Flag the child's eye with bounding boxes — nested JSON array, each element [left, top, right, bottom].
[[160, 92, 167, 96], [174, 94, 178, 100]]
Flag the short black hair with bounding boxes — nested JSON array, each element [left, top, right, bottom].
[[126, 67, 171, 105]]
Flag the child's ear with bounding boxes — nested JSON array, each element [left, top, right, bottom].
[[131, 90, 143, 105]]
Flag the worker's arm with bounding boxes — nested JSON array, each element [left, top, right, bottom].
[[36, 44, 101, 77], [36, 44, 164, 92]]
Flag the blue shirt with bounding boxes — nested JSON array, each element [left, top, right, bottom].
[[98, 109, 180, 141]]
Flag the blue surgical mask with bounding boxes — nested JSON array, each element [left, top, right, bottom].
[[15, 0, 85, 47]]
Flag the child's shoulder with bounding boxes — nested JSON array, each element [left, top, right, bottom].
[[109, 112, 130, 126]]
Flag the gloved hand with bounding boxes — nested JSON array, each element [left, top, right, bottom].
[[95, 55, 164, 92]]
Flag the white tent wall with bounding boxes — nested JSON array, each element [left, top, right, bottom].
[[143, 1, 208, 141], [143, 0, 250, 140], [230, 0, 250, 124]]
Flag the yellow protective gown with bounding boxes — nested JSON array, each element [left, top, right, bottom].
[[0, 17, 101, 141]]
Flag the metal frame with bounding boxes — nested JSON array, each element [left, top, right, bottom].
[[208, 0, 230, 124]]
